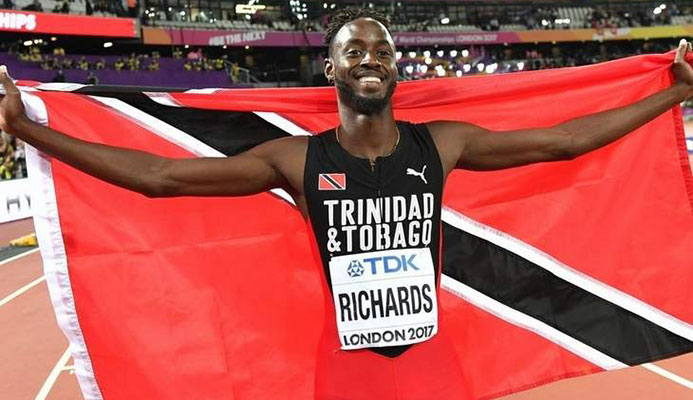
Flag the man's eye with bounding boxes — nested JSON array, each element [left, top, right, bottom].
[[346, 50, 362, 56], [378, 51, 392, 57]]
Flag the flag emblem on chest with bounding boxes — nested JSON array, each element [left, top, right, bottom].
[[319, 173, 346, 191]]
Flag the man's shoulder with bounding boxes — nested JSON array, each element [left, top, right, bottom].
[[258, 135, 310, 155]]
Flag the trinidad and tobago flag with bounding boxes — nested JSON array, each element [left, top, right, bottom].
[[16, 52, 693, 400]]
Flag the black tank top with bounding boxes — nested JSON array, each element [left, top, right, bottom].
[[304, 121, 444, 358]]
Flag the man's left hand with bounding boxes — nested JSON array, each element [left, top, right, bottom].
[[673, 39, 693, 101]]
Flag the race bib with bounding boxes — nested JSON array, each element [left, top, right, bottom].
[[329, 248, 438, 350]]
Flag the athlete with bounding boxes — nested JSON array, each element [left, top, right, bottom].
[[0, 8, 692, 400]]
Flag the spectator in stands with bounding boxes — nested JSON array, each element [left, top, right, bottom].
[[62, 57, 73, 70], [172, 48, 183, 59], [13, 138, 25, 179], [22, 0, 42, 12], [40, 56, 53, 70], [187, 48, 203, 61], [3, 0, 14, 9], [147, 59, 160, 71], [29, 47, 42, 63], [86, 0, 93, 16], [86, 72, 99, 85], [52, 69, 65, 83], [114, 58, 125, 71], [214, 57, 225, 71], [53, 0, 69, 14], [53, 47, 65, 56], [95, 58, 106, 70], [0, 132, 15, 180], [127, 54, 140, 71], [78, 56, 89, 71]]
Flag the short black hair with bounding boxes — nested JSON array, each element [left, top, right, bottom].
[[324, 7, 391, 54]]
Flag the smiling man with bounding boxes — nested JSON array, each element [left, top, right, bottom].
[[1, 7, 692, 400]]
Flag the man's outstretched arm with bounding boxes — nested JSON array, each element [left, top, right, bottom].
[[428, 40, 693, 173], [0, 66, 297, 198]]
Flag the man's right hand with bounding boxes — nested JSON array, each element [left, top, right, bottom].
[[0, 65, 30, 136]]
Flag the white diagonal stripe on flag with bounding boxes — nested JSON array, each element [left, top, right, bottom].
[[442, 206, 693, 342], [254, 112, 313, 136], [441, 275, 628, 370], [88, 96, 296, 205]]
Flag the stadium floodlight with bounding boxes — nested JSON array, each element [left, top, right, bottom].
[[461, 49, 469, 57], [408, 51, 416, 58], [463, 63, 471, 72], [245, 45, 251, 50], [517, 61, 525, 70], [423, 50, 431, 58], [103, 42, 113, 48], [404, 65, 414, 74], [485, 63, 498, 74], [435, 65, 445, 77], [420, 65, 428, 74], [425, 57, 432, 65], [331, 3, 336, 8], [437, 50, 444, 57], [440, 17, 450, 25], [50, 37, 57, 41], [323, 3, 327, 8], [395, 51, 402, 60], [541, 19, 549, 26], [476, 63, 485, 72], [23, 40, 32, 46], [450, 50, 457, 57], [653, 7, 662, 15], [455, 70, 462, 77], [660, 3, 667, 9], [222, 45, 227, 49], [184, 44, 189, 49]]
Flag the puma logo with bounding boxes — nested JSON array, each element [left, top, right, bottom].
[[406, 165, 428, 184]]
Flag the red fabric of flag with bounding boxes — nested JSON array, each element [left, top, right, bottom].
[[24, 52, 692, 400]]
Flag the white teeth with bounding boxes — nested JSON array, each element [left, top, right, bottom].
[[359, 76, 381, 83]]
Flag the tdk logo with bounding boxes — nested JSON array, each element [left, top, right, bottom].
[[347, 260, 365, 277], [363, 254, 419, 275]]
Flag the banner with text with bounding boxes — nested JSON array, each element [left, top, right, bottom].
[[0, 10, 137, 38], [143, 25, 693, 47], [0, 178, 31, 224]]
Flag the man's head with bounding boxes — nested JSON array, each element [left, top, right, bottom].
[[324, 8, 397, 116]]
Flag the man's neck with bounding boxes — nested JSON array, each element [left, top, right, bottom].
[[337, 103, 398, 162]]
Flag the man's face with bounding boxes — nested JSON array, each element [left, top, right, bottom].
[[326, 18, 398, 116]]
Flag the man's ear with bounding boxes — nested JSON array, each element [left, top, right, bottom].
[[324, 57, 334, 84]]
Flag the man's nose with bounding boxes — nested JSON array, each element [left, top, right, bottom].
[[360, 51, 380, 67]]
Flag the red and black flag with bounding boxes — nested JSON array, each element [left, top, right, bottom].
[[19, 52, 693, 400]]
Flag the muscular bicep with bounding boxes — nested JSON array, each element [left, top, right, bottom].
[[428, 121, 574, 172], [159, 153, 284, 197], [157, 137, 305, 197]]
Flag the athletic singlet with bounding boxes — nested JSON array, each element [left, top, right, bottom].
[[304, 122, 471, 400]]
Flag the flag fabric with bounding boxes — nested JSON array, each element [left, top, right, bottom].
[[20, 52, 693, 400]]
